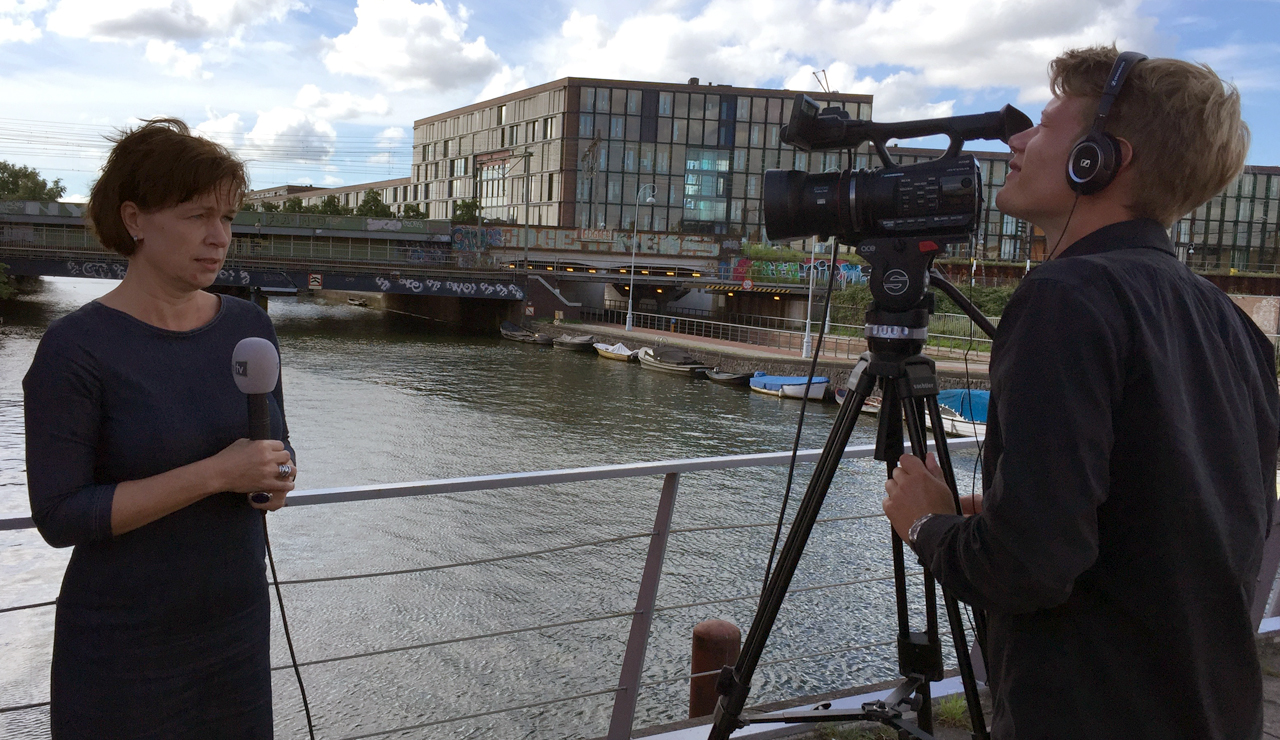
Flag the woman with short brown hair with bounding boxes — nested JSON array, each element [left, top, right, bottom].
[[24, 118, 295, 738]]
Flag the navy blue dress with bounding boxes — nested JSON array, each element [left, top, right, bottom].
[[24, 296, 290, 739]]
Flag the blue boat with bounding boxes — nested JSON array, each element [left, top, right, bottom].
[[749, 372, 829, 400]]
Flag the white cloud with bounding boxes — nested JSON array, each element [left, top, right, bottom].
[[1184, 42, 1280, 91], [322, 0, 502, 92], [243, 107, 338, 165], [785, 63, 954, 122], [45, 0, 303, 42], [538, 0, 1158, 113], [475, 64, 529, 102], [145, 39, 208, 78], [0, 0, 45, 43], [294, 83, 390, 120], [321, 175, 344, 186], [194, 109, 246, 147]]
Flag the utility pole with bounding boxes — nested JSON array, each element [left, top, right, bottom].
[[522, 149, 533, 270]]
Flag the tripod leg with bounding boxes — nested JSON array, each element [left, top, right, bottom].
[[708, 362, 878, 740], [924, 397, 990, 740]]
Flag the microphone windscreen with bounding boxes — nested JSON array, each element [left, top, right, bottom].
[[232, 337, 280, 395]]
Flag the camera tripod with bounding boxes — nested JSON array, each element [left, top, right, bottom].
[[708, 335, 989, 740]]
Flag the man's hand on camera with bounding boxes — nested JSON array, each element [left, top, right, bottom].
[[883, 452, 966, 542]]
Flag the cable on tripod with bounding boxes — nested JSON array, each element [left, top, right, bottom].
[[261, 512, 317, 740], [760, 238, 843, 595]]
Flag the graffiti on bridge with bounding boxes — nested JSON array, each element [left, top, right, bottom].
[[66, 260, 126, 280], [372, 274, 524, 299], [718, 257, 864, 286]]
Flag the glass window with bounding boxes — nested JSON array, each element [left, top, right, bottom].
[[731, 199, 744, 221], [707, 123, 721, 147], [610, 116, 625, 138], [658, 117, 672, 143], [674, 93, 688, 118], [768, 125, 780, 147], [752, 97, 766, 122], [611, 90, 626, 114], [689, 119, 703, 145], [672, 119, 685, 144], [579, 114, 593, 138], [735, 122, 748, 146], [627, 89, 641, 114], [596, 88, 610, 113], [671, 144, 686, 175], [626, 115, 640, 141], [733, 149, 746, 171], [659, 92, 673, 116], [737, 99, 750, 121], [750, 124, 761, 147], [655, 147, 670, 174], [608, 141, 623, 171], [690, 93, 704, 117], [795, 151, 808, 170], [607, 175, 622, 203], [822, 152, 841, 172], [705, 95, 719, 119], [746, 175, 759, 198], [767, 97, 782, 123], [624, 143, 638, 172], [640, 143, 654, 173]]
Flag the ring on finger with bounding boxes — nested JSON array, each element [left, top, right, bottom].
[[277, 463, 293, 480]]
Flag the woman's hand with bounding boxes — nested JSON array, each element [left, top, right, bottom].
[[210, 439, 296, 510]]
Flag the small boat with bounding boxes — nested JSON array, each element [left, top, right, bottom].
[[500, 321, 553, 345], [346, 297, 369, 307], [594, 342, 638, 362], [705, 368, 752, 387], [833, 389, 986, 438], [553, 334, 595, 351], [749, 372, 829, 400], [637, 346, 710, 377]]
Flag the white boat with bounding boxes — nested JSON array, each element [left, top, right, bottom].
[[748, 372, 829, 400], [834, 389, 986, 438], [594, 342, 637, 362], [636, 347, 710, 377]]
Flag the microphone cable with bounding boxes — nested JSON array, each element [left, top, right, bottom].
[[261, 511, 317, 740], [760, 239, 842, 596]]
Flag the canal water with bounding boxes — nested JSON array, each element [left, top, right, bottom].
[[0, 277, 983, 739]]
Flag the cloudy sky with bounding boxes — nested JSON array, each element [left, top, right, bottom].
[[1, 0, 1276, 201]]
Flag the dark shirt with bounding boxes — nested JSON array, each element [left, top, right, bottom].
[[914, 219, 1279, 739], [24, 296, 289, 739]]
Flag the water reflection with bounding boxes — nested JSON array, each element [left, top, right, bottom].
[[0, 277, 983, 739]]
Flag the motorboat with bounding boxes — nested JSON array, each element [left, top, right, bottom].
[[749, 372, 829, 400], [500, 321, 553, 345], [833, 388, 987, 438], [594, 342, 638, 361], [552, 334, 595, 351], [636, 346, 710, 377], [705, 368, 752, 387]]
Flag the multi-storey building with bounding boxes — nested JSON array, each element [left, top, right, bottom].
[[246, 177, 413, 214], [410, 77, 873, 240]]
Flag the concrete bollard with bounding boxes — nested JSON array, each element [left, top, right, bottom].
[[690, 619, 741, 718]]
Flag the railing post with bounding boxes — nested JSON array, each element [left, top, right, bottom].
[[607, 472, 680, 740]]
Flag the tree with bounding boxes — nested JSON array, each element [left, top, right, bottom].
[[451, 198, 480, 224], [0, 161, 66, 201], [354, 189, 394, 218], [281, 196, 307, 214], [259, 201, 281, 213], [0, 263, 15, 300], [239, 201, 258, 212], [314, 194, 352, 216], [401, 203, 424, 219]]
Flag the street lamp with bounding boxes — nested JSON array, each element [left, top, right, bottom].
[[626, 183, 657, 331]]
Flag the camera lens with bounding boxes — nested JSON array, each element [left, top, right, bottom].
[[762, 169, 845, 241]]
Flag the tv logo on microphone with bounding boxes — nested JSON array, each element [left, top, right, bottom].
[[234, 361, 249, 377]]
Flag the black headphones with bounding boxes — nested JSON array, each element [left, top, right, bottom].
[[1067, 51, 1147, 195]]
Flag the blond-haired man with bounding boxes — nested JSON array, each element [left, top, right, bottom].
[[884, 47, 1279, 738]]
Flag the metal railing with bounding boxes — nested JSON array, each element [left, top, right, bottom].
[[582, 307, 996, 361], [0, 441, 979, 740]]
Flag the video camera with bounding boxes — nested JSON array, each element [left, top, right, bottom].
[[763, 94, 1031, 342]]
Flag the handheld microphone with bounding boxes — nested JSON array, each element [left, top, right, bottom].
[[232, 337, 281, 504]]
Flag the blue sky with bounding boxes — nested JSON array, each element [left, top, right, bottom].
[[0, 0, 1275, 201]]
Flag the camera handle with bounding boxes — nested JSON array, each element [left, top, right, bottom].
[[707, 351, 989, 740]]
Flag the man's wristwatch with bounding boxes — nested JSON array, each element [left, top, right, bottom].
[[907, 513, 937, 548]]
